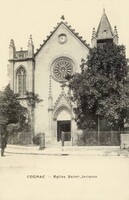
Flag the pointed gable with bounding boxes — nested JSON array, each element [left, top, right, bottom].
[[35, 21, 89, 57], [54, 89, 71, 110], [53, 89, 72, 120], [96, 9, 114, 40]]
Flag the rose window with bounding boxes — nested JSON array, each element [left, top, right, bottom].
[[51, 58, 74, 82]]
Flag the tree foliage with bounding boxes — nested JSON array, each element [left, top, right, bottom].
[[0, 85, 27, 133], [0, 85, 27, 125], [25, 91, 43, 108], [0, 85, 43, 144], [69, 43, 129, 130]]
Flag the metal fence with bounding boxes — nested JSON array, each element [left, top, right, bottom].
[[77, 130, 121, 146]]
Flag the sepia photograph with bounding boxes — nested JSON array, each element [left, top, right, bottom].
[[0, 0, 129, 199]]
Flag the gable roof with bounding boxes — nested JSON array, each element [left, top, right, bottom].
[[54, 89, 71, 110], [34, 21, 90, 57], [53, 89, 73, 120], [96, 9, 114, 40]]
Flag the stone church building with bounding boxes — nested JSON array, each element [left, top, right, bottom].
[[8, 10, 119, 145]]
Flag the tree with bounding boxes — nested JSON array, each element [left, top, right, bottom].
[[0, 85, 27, 131], [0, 84, 27, 129], [25, 91, 43, 108], [0, 85, 43, 146], [0, 85, 27, 151], [69, 43, 129, 131]]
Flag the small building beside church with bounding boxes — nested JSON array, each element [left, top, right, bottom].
[[8, 10, 120, 145]]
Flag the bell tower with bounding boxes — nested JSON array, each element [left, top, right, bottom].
[[91, 9, 119, 47]]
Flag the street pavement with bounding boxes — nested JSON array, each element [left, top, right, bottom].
[[4, 144, 129, 157], [0, 145, 129, 200]]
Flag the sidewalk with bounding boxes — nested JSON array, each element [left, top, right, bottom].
[[5, 144, 129, 157]]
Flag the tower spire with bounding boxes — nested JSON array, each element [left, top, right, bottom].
[[28, 34, 34, 58], [48, 75, 53, 138], [49, 75, 52, 98], [9, 39, 15, 59], [28, 34, 34, 46], [114, 25, 118, 35], [48, 75, 53, 110], [92, 9, 119, 46], [91, 27, 97, 48], [9, 39, 15, 48], [96, 9, 114, 40], [92, 27, 96, 38], [113, 25, 119, 45]]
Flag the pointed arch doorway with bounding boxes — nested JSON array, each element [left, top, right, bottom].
[[56, 109, 72, 142], [57, 121, 71, 141]]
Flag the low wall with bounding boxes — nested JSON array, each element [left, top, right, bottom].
[[8, 131, 32, 145], [120, 134, 129, 149]]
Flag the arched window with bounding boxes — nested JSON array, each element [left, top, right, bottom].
[[16, 67, 26, 95]]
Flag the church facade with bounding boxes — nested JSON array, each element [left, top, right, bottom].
[[8, 10, 119, 144]]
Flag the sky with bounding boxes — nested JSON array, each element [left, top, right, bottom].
[[0, 0, 129, 89]]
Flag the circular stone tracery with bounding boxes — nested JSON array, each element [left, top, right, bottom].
[[58, 33, 68, 44], [51, 57, 74, 82]]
